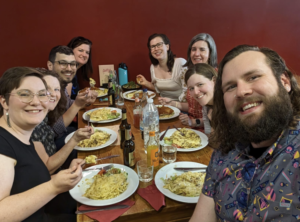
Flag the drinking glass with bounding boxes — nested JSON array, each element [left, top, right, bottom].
[[137, 160, 153, 182], [116, 85, 124, 106], [162, 145, 177, 163]]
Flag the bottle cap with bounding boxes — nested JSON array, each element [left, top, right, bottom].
[[125, 124, 131, 129], [143, 88, 148, 92], [147, 98, 153, 103], [122, 108, 127, 113]]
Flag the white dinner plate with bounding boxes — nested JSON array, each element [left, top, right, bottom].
[[70, 164, 139, 206], [156, 105, 180, 120], [82, 107, 122, 123], [155, 161, 207, 203], [64, 127, 117, 151], [159, 128, 208, 152], [96, 87, 108, 98], [123, 90, 156, 101]]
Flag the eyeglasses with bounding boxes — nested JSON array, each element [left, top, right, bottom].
[[150, 42, 164, 51], [8, 89, 50, 103], [54, 61, 78, 69]]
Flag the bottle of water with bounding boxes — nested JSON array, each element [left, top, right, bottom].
[[143, 98, 159, 154], [140, 88, 148, 139]]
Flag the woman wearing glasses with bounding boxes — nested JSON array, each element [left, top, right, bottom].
[[67, 36, 93, 99], [0, 67, 91, 222], [137, 33, 187, 102]]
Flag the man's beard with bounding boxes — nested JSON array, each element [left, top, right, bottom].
[[227, 85, 293, 144]]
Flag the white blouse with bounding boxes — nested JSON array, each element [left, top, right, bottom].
[[150, 58, 187, 102]]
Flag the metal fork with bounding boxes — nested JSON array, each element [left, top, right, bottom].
[[173, 125, 184, 136], [86, 113, 91, 128]]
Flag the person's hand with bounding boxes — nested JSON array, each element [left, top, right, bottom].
[[179, 113, 194, 126], [136, 75, 148, 86], [75, 89, 90, 108], [87, 90, 98, 104], [69, 158, 85, 169], [50, 165, 83, 194], [71, 126, 94, 143], [158, 97, 173, 105]]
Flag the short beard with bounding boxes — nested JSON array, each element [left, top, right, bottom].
[[227, 85, 293, 145]]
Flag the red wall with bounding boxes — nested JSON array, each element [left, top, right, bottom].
[[1, 0, 300, 86]]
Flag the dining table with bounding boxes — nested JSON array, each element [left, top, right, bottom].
[[76, 92, 213, 222]]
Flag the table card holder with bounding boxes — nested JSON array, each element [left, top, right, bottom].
[[99, 64, 114, 86]]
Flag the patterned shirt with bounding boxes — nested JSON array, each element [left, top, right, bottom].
[[186, 89, 202, 119], [51, 88, 74, 138], [202, 121, 300, 222], [31, 116, 56, 156]]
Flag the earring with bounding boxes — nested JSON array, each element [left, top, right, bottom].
[[6, 112, 11, 127]]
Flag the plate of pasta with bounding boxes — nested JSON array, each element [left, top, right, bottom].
[[69, 164, 139, 206], [159, 128, 208, 152], [123, 90, 156, 101], [83, 107, 122, 123], [64, 127, 117, 151], [155, 161, 207, 203]]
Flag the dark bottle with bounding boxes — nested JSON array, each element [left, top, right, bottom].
[[123, 124, 136, 168], [108, 78, 116, 107], [119, 108, 128, 149]]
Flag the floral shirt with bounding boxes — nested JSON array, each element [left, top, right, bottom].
[[31, 116, 56, 156], [203, 121, 300, 222]]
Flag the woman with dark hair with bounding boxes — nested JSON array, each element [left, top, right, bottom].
[[31, 69, 93, 174], [160, 33, 218, 128], [185, 63, 217, 135], [0, 67, 92, 221], [137, 33, 187, 102], [67, 36, 93, 99]]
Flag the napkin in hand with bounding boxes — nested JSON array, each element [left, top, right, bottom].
[[137, 181, 165, 211], [78, 198, 135, 222]]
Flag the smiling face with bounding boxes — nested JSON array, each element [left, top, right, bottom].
[[73, 44, 90, 67], [149, 37, 169, 61], [222, 51, 291, 126], [43, 75, 61, 111], [3, 76, 48, 129], [190, 40, 210, 65], [187, 74, 215, 106], [47, 53, 77, 83]]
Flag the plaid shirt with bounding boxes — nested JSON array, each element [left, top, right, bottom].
[[187, 89, 202, 119], [51, 89, 74, 138], [203, 121, 300, 221]]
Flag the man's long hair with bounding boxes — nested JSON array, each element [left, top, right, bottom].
[[211, 45, 300, 154]]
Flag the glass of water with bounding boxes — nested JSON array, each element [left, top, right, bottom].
[[116, 84, 124, 106], [137, 160, 153, 182], [162, 145, 177, 163]]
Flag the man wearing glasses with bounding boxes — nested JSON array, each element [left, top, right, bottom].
[[47, 45, 97, 153]]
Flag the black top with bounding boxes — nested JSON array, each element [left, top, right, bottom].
[[248, 143, 269, 159], [0, 127, 51, 222]]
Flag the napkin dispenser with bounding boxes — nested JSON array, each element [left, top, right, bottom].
[[118, 63, 128, 86]]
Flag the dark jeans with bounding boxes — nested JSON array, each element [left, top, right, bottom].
[[54, 126, 77, 169]]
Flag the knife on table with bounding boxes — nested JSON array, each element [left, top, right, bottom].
[[174, 167, 207, 171], [83, 164, 114, 171], [75, 204, 129, 214]]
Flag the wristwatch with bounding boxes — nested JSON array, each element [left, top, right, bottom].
[[195, 119, 201, 127]]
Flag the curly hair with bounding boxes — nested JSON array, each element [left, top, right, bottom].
[[147, 33, 175, 72], [211, 45, 300, 154], [35, 68, 67, 126], [184, 33, 218, 68], [67, 36, 93, 81], [0, 67, 47, 117]]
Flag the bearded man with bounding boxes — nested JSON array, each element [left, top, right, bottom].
[[190, 45, 300, 222]]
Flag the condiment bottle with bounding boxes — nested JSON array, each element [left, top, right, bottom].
[[119, 108, 128, 149], [133, 93, 141, 129], [147, 125, 159, 169], [108, 78, 116, 107], [123, 124, 136, 168]]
